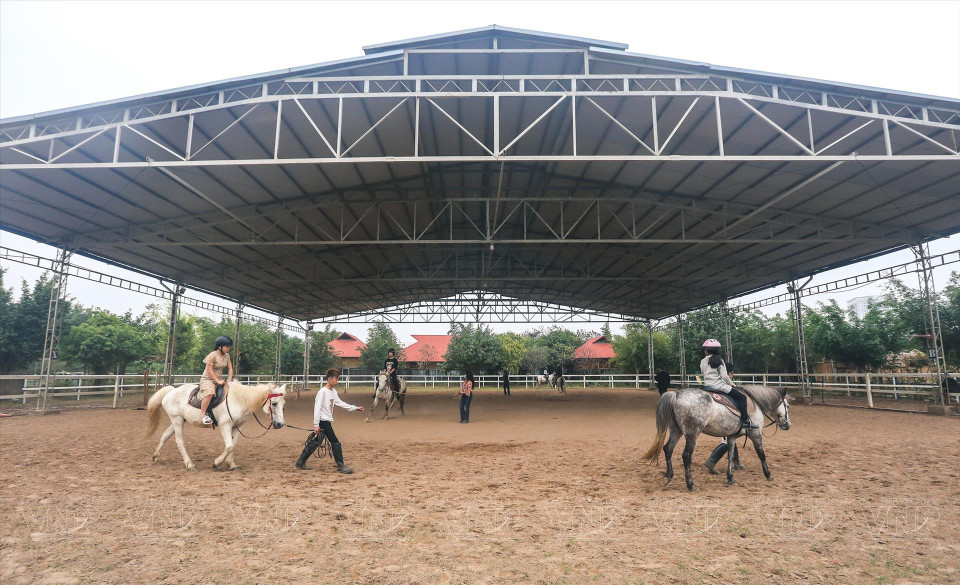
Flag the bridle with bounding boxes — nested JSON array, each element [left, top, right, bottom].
[[226, 390, 285, 439], [761, 397, 790, 438]]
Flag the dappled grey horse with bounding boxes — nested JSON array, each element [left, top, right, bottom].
[[642, 386, 790, 490]]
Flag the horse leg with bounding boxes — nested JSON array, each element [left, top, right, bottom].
[[171, 419, 195, 470], [398, 390, 405, 415], [213, 424, 234, 469], [662, 425, 682, 484], [226, 427, 241, 470], [725, 435, 738, 486], [383, 394, 392, 419], [366, 395, 379, 422], [152, 423, 175, 462], [682, 432, 700, 491], [749, 433, 772, 480]]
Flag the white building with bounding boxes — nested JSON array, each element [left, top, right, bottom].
[[847, 295, 882, 319]]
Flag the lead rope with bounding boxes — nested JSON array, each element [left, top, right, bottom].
[[226, 392, 274, 440]]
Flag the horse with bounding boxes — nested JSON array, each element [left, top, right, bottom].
[[536, 375, 548, 387], [641, 385, 790, 491], [549, 373, 556, 388], [146, 382, 286, 471], [366, 370, 406, 422], [556, 375, 566, 395]]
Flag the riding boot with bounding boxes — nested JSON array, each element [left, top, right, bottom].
[[332, 442, 353, 474], [295, 433, 321, 470], [703, 443, 729, 475]]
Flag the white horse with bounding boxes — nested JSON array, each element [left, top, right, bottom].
[[146, 382, 286, 471], [536, 375, 548, 387], [366, 370, 406, 422], [549, 373, 557, 389]]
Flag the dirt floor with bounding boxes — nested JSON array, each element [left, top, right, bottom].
[[1, 387, 958, 585]]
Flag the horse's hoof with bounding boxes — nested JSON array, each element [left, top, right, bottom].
[[766, 475, 773, 481], [726, 480, 736, 486], [187, 466, 196, 472], [686, 485, 696, 492], [229, 466, 241, 471]]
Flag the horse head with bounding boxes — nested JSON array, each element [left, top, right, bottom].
[[775, 387, 791, 430], [263, 384, 287, 429]]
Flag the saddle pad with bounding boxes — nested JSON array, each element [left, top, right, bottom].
[[187, 384, 224, 410], [706, 390, 757, 417]]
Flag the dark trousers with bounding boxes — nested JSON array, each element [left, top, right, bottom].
[[727, 387, 750, 422], [503, 380, 511, 396], [656, 384, 668, 396], [390, 376, 400, 394], [459, 393, 473, 422]]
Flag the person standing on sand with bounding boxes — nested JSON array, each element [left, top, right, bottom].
[[295, 368, 364, 474], [459, 371, 474, 423]]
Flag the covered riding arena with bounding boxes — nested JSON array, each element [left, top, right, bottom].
[[1, 26, 959, 585]]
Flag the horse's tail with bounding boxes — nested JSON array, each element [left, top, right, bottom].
[[641, 392, 675, 464], [145, 385, 175, 437]]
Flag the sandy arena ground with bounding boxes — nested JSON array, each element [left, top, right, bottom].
[[1, 387, 958, 585]]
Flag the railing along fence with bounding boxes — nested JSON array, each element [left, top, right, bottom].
[[1, 372, 956, 409]]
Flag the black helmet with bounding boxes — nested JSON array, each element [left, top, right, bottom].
[[215, 335, 233, 350], [388, 348, 395, 354]]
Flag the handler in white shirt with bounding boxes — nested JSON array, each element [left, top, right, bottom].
[[295, 368, 364, 473]]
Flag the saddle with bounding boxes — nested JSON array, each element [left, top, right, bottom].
[[188, 384, 224, 427], [704, 388, 757, 417]]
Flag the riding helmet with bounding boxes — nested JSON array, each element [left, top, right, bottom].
[[215, 335, 233, 350], [702, 339, 721, 348]]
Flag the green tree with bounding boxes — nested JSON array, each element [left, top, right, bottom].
[[521, 345, 549, 374], [360, 322, 403, 372], [307, 324, 341, 374], [805, 300, 908, 370], [529, 326, 581, 370], [498, 333, 524, 372], [941, 272, 960, 366], [61, 310, 148, 374], [0, 271, 84, 374], [281, 335, 305, 375], [443, 324, 506, 373], [611, 322, 675, 374]]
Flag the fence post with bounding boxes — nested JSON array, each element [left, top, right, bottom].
[[892, 376, 898, 399], [76, 376, 82, 401], [143, 369, 149, 405], [865, 373, 873, 408], [112, 374, 121, 408]]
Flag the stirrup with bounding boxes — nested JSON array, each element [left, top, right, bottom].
[[740, 420, 759, 430], [201, 415, 213, 425]]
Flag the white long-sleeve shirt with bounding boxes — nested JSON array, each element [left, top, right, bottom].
[[700, 355, 734, 393], [313, 386, 358, 425]]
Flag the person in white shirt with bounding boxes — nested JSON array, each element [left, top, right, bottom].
[[699, 339, 758, 431], [295, 368, 364, 473]]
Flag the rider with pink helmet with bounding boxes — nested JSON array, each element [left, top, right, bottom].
[[700, 339, 758, 431]]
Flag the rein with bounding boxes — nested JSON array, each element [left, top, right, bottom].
[[226, 390, 284, 440]]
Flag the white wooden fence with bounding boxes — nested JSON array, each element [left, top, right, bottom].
[[1, 371, 957, 409]]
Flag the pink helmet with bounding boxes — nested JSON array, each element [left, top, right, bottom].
[[702, 339, 722, 349]]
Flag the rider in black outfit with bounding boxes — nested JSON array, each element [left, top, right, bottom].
[[654, 369, 671, 395], [384, 349, 400, 396]]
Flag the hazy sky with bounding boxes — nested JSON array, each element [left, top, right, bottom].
[[1, 1, 959, 345]]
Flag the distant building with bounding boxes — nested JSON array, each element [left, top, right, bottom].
[[574, 335, 616, 371], [847, 295, 882, 319], [327, 333, 366, 368], [403, 335, 453, 371]]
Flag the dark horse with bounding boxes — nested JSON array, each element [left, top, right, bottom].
[[641, 386, 790, 490]]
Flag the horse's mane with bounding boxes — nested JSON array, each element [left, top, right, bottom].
[[739, 385, 787, 417], [228, 382, 273, 411]]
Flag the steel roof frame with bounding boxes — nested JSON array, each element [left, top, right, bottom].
[[1, 28, 958, 323]]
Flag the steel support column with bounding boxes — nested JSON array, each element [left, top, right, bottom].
[[722, 299, 733, 363], [37, 246, 72, 411], [274, 315, 284, 383], [913, 243, 948, 404], [647, 319, 655, 388], [302, 323, 313, 399], [233, 301, 244, 376], [789, 278, 813, 397], [677, 313, 687, 385], [161, 283, 185, 386]]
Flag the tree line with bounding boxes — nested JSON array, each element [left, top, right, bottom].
[[1, 267, 957, 376]]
